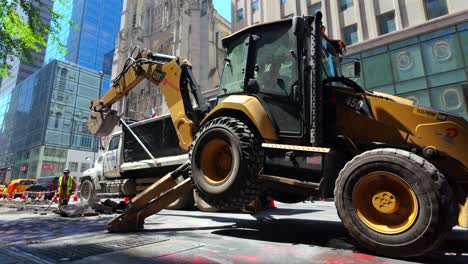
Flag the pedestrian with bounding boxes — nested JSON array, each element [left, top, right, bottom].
[[58, 169, 77, 208]]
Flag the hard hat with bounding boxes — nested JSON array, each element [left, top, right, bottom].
[[63, 169, 70, 174]]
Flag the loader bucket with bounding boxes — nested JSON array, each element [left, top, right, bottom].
[[87, 109, 120, 136]]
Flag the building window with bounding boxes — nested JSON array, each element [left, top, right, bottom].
[[281, 0, 288, 4], [68, 162, 78, 172], [252, 0, 259, 13], [343, 24, 358, 45], [378, 12, 396, 35], [421, 35, 463, 76], [132, 13, 137, 28], [339, 0, 353, 11], [308, 3, 321, 15], [424, 0, 448, 20], [363, 53, 393, 89], [80, 162, 91, 172], [236, 8, 244, 20]]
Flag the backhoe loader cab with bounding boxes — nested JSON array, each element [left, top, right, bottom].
[[93, 13, 467, 258], [188, 13, 468, 258]]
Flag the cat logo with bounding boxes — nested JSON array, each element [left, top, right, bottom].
[[152, 70, 166, 84]]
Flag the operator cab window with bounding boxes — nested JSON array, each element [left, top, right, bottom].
[[321, 39, 339, 80], [254, 25, 298, 96], [108, 135, 120, 151], [219, 35, 248, 96]]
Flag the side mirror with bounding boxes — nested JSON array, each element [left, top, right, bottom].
[[245, 79, 260, 94], [353, 61, 361, 78]]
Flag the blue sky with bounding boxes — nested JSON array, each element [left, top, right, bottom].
[[213, 0, 231, 22]]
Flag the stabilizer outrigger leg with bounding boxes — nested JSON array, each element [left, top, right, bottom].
[[107, 161, 193, 233]]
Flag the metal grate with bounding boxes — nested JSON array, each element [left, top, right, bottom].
[[15, 236, 168, 262]]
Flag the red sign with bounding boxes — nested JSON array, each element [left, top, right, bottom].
[[20, 165, 28, 172], [42, 163, 56, 170]]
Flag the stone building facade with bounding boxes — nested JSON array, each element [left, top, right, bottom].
[[113, 0, 231, 120], [231, 1, 468, 119]]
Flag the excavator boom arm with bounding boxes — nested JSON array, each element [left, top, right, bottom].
[[88, 51, 204, 150]]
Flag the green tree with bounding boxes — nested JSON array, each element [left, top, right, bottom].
[[0, 0, 70, 77]]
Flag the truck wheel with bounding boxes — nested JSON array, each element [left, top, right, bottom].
[[80, 179, 97, 205], [190, 117, 263, 210], [167, 176, 194, 210], [334, 148, 458, 258], [193, 189, 218, 212]]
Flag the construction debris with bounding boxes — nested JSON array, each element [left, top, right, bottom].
[[55, 200, 129, 217]]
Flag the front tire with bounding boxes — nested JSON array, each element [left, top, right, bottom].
[[335, 148, 458, 258], [80, 179, 97, 205], [190, 117, 263, 210]]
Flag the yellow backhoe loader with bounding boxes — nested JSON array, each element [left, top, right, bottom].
[[87, 13, 467, 258]]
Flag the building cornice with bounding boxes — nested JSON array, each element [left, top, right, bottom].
[[346, 9, 468, 55]]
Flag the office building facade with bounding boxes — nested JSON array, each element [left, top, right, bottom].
[[45, 0, 123, 95], [113, 0, 231, 120], [0, 60, 101, 182], [232, 0, 468, 118]]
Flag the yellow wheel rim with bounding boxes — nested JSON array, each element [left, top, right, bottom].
[[353, 171, 419, 234], [200, 139, 233, 184]]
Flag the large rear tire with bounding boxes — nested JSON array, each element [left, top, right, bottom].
[[335, 148, 458, 258], [193, 189, 219, 212], [190, 117, 263, 210]]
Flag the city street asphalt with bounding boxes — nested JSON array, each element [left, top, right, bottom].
[[0, 200, 466, 264]]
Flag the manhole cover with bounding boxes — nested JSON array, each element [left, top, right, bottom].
[[15, 236, 168, 262]]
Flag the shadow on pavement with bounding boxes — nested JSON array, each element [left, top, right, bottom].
[[213, 218, 468, 264], [0, 216, 113, 244]]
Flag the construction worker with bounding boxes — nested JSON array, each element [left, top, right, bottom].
[[6, 181, 17, 199], [58, 169, 77, 208]]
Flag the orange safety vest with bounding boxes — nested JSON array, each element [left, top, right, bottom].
[[58, 176, 74, 195]]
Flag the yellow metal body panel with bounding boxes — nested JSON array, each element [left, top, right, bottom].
[[336, 89, 468, 170], [148, 60, 194, 150], [202, 95, 278, 142], [262, 143, 330, 153], [459, 198, 468, 228]]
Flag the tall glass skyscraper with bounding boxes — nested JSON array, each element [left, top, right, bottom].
[[45, 0, 123, 94], [0, 60, 101, 181]]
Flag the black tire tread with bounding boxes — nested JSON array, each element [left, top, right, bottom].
[[80, 179, 97, 205], [189, 117, 263, 210], [334, 148, 458, 258]]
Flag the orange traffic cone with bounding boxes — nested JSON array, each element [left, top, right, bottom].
[[266, 199, 276, 209], [123, 197, 129, 203]]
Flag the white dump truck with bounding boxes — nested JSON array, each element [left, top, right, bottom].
[[79, 114, 213, 211]]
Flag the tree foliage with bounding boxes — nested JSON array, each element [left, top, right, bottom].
[[0, 0, 70, 77]]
